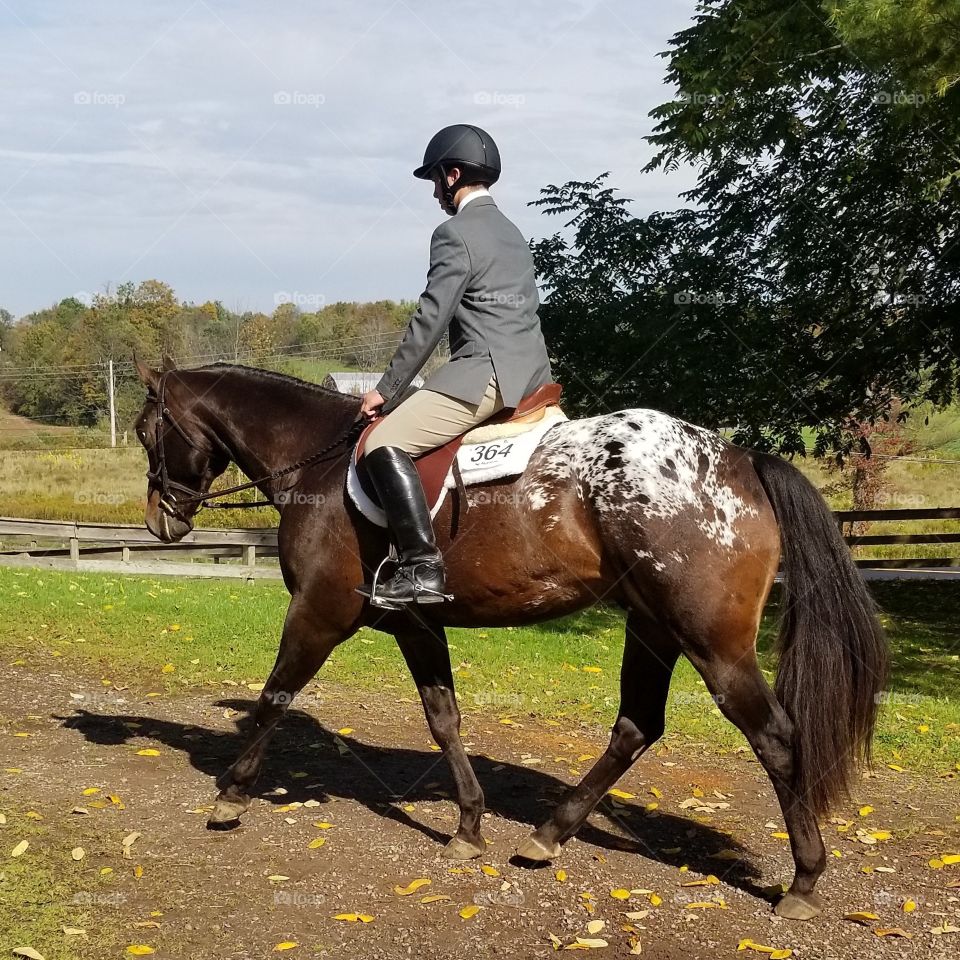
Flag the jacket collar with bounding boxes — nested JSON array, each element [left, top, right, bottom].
[[457, 193, 496, 214]]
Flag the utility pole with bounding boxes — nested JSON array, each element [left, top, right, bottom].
[[107, 359, 116, 448]]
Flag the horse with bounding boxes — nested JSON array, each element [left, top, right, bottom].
[[132, 358, 887, 921]]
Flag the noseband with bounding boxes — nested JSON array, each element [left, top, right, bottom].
[[145, 372, 365, 521]]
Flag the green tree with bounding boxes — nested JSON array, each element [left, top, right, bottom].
[[826, 0, 960, 94], [533, 0, 959, 455]]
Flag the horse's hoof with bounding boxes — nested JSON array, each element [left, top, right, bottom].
[[442, 836, 485, 860], [207, 796, 250, 828], [774, 891, 823, 921], [516, 834, 561, 862]]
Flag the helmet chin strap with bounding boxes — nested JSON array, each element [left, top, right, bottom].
[[437, 163, 460, 215]]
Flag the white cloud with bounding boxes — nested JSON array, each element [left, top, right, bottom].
[[0, 0, 699, 318]]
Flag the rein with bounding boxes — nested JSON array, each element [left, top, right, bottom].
[[146, 372, 364, 518]]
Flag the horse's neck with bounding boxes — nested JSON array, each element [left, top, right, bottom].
[[200, 372, 356, 492]]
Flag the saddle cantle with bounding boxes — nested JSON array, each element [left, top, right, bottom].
[[355, 382, 564, 512]]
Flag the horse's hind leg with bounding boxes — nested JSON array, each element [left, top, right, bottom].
[[689, 644, 826, 920], [517, 611, 679, 861], [208, 595, 351, 827], [393, 621, 486, 860]]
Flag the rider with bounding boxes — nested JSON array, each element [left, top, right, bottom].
[[356, 123, 553, 608]]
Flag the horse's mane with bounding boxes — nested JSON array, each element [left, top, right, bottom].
[[196, 362, 360, 407]]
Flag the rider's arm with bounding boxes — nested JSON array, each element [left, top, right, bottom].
[[375, 222, 470, 403]]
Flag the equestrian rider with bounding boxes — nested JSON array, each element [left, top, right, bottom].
[[356, 123, 553, 608]]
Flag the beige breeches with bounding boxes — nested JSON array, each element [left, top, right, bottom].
[[365, 376, 505, 457]]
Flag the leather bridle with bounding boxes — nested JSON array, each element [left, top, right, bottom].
[[145, 372, 227, 521], [145, 372, 364, 520]]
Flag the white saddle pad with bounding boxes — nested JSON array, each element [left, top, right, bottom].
[[346, 410, 567, 527]]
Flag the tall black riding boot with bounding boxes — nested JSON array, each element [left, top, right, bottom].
[[355, 445, 450, 607]]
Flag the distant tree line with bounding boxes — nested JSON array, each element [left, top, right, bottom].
[[0, 281, 414, 430]]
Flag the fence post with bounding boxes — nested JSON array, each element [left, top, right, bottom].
[[243, 544, 256, 567]]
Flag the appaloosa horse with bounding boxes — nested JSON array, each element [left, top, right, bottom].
[[133, 359, 887, 921]]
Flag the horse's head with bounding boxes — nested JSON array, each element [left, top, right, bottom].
[[134, 357, 231, 543]]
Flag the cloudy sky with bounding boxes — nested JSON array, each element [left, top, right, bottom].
[[1, 0, 698, 319]]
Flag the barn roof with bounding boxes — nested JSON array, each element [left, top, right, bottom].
[[321, 371, 424, 395]]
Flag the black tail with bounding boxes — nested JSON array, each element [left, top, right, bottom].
[[751, 452, 888, 817]]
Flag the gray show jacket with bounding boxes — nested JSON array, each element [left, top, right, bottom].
[[375, 195, 552, 409]]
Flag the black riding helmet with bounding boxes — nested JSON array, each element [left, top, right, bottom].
[[414, 124, 501, 211]]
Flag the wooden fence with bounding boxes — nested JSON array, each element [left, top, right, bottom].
[[0, 517, 281, 580], [1, 508, 959, 582]]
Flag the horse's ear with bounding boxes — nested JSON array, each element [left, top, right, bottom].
[[133, 352, 160, 391], [161, 354, 177, 372]]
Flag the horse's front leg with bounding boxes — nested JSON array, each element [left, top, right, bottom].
[[394, 621, 486, 859], [208, 595, 351, 827]]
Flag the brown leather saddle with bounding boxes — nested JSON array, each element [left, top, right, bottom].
[[355, 382, 563, 509]]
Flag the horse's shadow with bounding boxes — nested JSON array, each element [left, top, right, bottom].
[[56, 700, 773, 900]]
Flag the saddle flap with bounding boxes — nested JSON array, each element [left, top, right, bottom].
[[356, 420, 463, 510]]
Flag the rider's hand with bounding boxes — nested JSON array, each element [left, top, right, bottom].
[[360, 388, 385, 420]]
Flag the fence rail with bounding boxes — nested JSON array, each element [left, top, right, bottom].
[[0, 517, 281, 580], [1, 507, 959, 581]]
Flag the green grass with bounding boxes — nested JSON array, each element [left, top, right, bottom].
[[0, 816, 95, 960], [1, 568, 957, 774]]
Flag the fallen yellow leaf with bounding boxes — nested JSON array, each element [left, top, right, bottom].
[[610, 888, 631, 900], [844, 911, 880, 926], [273, 943, 299, 952], [394, 878, 431, 896], [737, 940, 792, 959], [126, 948, 155, 956], [459, 905, 481, 919]]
